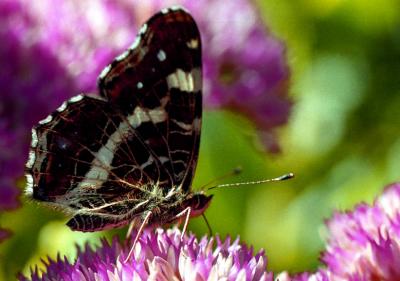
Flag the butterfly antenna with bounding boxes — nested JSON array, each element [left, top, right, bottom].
[[202, 213, 213, 236], [208, 173, 294, 190], [199, 166, 242, 191]]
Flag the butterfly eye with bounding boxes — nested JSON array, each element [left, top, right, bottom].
[[191, 194, 213, 214]]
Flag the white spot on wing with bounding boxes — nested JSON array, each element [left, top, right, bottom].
[[166, 72, 179, 89], [181, 71, 194, 92], [31, 128, 38, 148], [186, 39, 199, 49], [161, 6, 187, 14], [157, 49, 166, 62], [69, 94, 84, 103], [57, 101, 67, 112], [129, 36, 140, 51], [79, 123, 128, 189], [26, 150, 36, 169], [39, 115, 53, 125], [115, 50, 130, 62], [99, 64, 112, 79], [80, 121, 128, 189], [127, 96, 168, 127], [25, 174, 33, 194], [166, 69, 200, 92], [80, 167, 109, 189], [170, 5, 187, 12], [139, 23, 148, 35], [149, 97, 169, 123], [172, 119, 193, 131], [137, 82, 143, 89]]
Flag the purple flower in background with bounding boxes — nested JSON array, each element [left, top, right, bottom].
[[195, 0, 291, 151], [277, 182, 400, 281], [19, 228, 272, 281]]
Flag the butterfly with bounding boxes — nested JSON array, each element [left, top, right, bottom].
[[25, 6, 212, 246]]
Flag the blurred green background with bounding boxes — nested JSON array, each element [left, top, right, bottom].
[[1, 0, 400, 279]]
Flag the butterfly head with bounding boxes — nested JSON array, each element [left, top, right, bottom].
[[184, 192, 213, 218]]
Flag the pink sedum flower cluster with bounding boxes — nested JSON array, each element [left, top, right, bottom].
[[20, 228, 272, 281]]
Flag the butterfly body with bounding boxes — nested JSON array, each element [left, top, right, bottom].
[[25, 6, 210, 233]]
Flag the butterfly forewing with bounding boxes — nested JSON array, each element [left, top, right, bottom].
[[25, 7, 202, 231], [99, 8, 202, 191]]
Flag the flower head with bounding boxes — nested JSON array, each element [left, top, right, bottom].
[[320, 183, 400, 280], [194, 0, 291, 152], [278, 182, 400, 281], [20, 228, 272, 281]]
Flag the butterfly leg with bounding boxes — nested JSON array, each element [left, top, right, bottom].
[[124, 211, 152, 263], [175, 207, 192, 240], [126, 221, 135, 239], [202, 213, 213, 236]]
